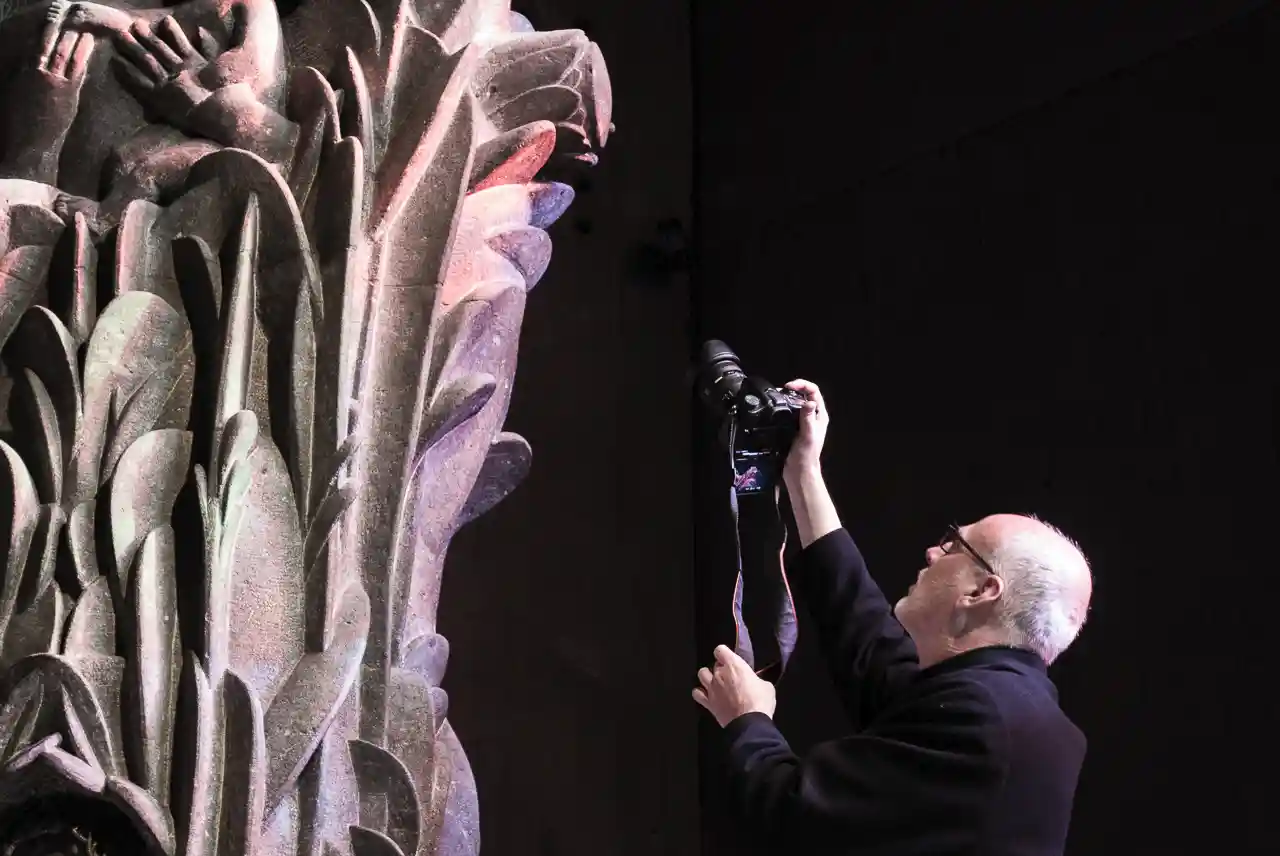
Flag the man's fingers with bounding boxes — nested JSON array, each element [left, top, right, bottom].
[[787, 379, 826, 417], [691, 688, 709, 709], [714, 644, 748, 669], [786, 379, 822, 402], [697, 667, 713, 688]]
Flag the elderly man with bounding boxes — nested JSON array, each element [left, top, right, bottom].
[[694, 379, 1093, 856]]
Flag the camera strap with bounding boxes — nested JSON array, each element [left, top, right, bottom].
[[727, 423, 799, 682]]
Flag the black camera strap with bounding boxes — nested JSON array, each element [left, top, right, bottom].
[[726, 422, 799, 682]]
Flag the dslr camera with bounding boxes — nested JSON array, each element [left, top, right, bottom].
[[695, 340, 807, 495]]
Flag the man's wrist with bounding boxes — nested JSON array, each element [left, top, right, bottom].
[[783, 460, 821, 487], [783, 462, 840, 547]]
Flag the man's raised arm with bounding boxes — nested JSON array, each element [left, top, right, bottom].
[[781, 380, 918, 726]]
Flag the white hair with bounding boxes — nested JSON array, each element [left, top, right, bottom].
[[988, 519, 1091, 665]]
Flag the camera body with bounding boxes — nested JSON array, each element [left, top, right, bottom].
[[695, 340, 807, 494]]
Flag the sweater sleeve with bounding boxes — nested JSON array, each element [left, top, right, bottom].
[[790, 528, 919, 727], [720, 679, 1007, 855]]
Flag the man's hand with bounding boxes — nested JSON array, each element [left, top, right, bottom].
[[780, 379, 841, 547], [782, 379, 828, 478], [692, 645, 777, 727]]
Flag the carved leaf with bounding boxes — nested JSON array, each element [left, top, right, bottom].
[[487, 84, 582, 135], [14, 502, 64, 614], [371, 41, 476, 237], [439, 182, 574, 310], [457, 431, 532, 527], [0, 245, 53, 351], [2, 306, 81, 480], [337, 48, 376, 176], [0, 439, 39, 646], [5, 653, 124, 775], [399, 633, 448, 686], [109, 429, 193, 591], [107, 775, 178, 856], [0, 671, 43, 761], [171, 653, 216, 856], [64, 574, 116, 656], [306, 136, 364, 520], [63, 500, 101, 593], [473, 30, 588, 113], [416, 372, 496, 458], [6, 368, 63, 504], [288, 67, 343, 207], [217, 425, 306, 704], [103, 341, 195, 481], [292, 282, 318, 523], [7, 736, 105, 794], [381, 16, 448, 158], [349, 738, 421, 856], [352, 38, 477, 750], [485, 226, 552, 288], [263, 580, 369, 813], [74, 292, 191, 503], [213, 196, 260, 459], [397, 283, 526, 650], [468, 120, 557, 192], [49, 211, 97, 346], [124, 526, 181, 807], [116, 200, 178, 306], [350, 826, 405, 856], [1, 571, 67, 668], [282, 0, 381, 81], [219, 670, 268, 856], [434, 722, 479, 856]]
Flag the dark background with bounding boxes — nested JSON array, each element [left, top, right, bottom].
[[441, 1, 1276, 855]]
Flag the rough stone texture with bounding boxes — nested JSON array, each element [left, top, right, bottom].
[[0, 1, 611, 853]]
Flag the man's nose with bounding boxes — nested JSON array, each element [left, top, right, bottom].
[[925, 546, 942, 565]]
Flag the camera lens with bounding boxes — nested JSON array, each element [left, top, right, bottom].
[[695, 339, 746, 414]]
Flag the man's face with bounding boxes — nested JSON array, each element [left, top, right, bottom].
[[894, 522, 992, 646]]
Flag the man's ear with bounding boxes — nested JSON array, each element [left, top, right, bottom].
[[963, 573, 1004, 606]]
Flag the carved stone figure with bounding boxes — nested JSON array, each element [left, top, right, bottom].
[[0, 0, 611, 853]]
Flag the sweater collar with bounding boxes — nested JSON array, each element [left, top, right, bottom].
[[919, 644, 1051, 681]]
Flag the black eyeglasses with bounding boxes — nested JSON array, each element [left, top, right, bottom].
[[939, 523, 997, 576]]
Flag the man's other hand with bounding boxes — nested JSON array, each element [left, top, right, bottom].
[[782, 379, 828, 477], [693, 645, 777, 727]]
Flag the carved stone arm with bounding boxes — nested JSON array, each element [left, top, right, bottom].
[[185, 82, 299, 168]]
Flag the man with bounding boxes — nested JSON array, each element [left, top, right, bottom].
[[693, 379, 1093, 856]]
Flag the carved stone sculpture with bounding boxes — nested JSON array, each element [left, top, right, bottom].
[[0, 0, 611, 853]]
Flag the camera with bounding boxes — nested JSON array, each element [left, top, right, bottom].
[[695, 340, 807, 494]]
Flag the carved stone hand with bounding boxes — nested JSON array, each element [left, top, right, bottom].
[[0, 18, 95, 184], [111, 16, 219, 127]]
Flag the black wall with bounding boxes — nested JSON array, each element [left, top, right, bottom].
[[443, 2, 1274, 855]]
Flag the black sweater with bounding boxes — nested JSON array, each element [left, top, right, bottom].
[[721, 528, 1086, 856]]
